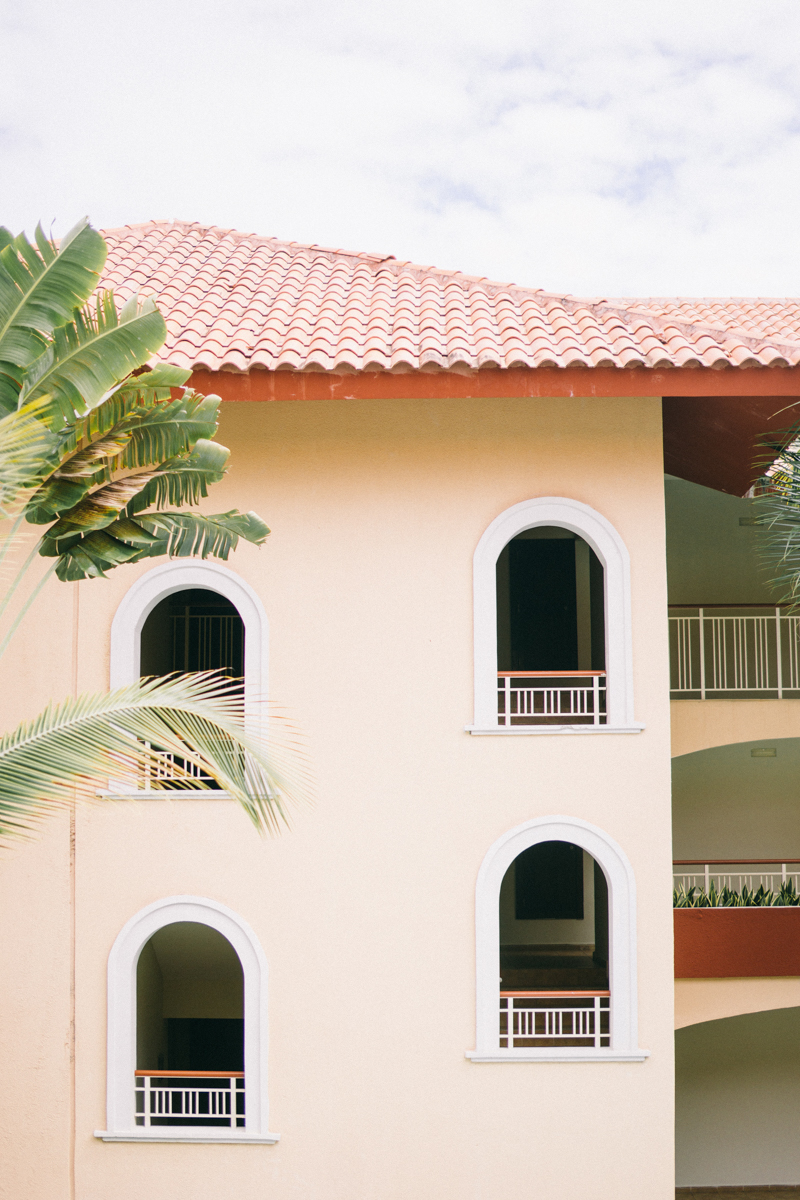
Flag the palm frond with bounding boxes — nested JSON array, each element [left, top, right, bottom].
[[0, 400, 59, 517], [19, 291, 167, 425], [0, 220, 106, 415], [753, 426, 800, 608], [0, 672, 310, 841]]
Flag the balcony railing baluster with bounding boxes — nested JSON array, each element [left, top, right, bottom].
[[497, 671, 606, 726], [669, 605, 800, 697]]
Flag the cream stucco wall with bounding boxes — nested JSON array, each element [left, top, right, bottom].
[[0, 394, 675, 1200]]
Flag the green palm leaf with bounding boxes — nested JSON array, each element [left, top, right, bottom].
[[20, 291, 167, 425], [0, 219, 106, 415], [0, 672, 305, 841], [23, 380, 216, 523], [0, 400, 58, 517], [46, 509, 270, 581]]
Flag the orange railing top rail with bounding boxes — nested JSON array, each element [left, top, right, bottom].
[[497, 670, 606, 678], [135, 1070, 244, 1078], [674, 859, 800, 866], [500, 990, 610, 998]]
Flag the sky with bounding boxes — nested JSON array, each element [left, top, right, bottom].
[[2, 0, 800, 297]]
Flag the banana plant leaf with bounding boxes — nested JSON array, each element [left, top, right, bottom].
[[46, 510, 270, 580], [20, 292, 167, 426], [0, 220, 106, 415]]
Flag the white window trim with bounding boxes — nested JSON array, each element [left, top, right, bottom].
[[107, 561, 269, 796], [468, 496, 642, 734], [94, 895, 279, 1144], [466, 816, 649, 1063]]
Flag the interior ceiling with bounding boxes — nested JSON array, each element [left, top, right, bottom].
[[662, 396, 800, 496], [148, 922, 242, 983]]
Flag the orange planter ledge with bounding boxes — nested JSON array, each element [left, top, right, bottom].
[[674, 907, 800, 978]]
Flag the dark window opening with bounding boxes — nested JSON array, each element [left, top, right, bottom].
[[136, 922, 245, 1127], [496, 528, 605, 672], [515, 840, 584, 920], [141, 589, 244, 683], [140, 589, 245, 789], [500, 841, 608, 987]]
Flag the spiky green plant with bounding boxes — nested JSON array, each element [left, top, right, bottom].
[[673, 879, 800, 907], [0, 218, 302, 841]]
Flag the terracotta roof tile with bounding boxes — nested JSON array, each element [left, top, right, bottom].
[[98, 221, 800, 374]]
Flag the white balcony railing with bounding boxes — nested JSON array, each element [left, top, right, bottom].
[[135, 1071, 245, 1128], [669, 605, 800, 698], [140, 750, 213, 789], [500, 991, 610, 1048], [673, 859, 800, 895], [497, 671, 607, 726]]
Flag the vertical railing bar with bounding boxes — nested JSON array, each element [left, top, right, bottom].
[[699, 608, 706, 699], [777, 607, 784, 698]]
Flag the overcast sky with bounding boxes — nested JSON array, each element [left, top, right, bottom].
[[2, 0, 800, 297]]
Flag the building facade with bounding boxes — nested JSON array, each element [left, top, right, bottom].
[[1, 222, 799, 1198]]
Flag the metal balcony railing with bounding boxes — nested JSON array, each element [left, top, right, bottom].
[[135, 1070, 245, 1128], [497, 671, 607, 726], [499, 991, 610, 1048], [673, 859, 800, 896], [669, 605, 800, 698]]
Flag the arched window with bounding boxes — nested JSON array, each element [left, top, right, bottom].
[[136, 923, 245, 1127], [96, 896, 278, 1143], [468, 817, 648, 1063], [496, 526, 606, 726], [139, 588, 245, 787], [109, 562, 269, 791], [110, 561, 268, 698], [498, 840, 609, 1049], [470, 497, 640, 734]]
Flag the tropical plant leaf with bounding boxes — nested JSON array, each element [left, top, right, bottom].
[[0, 399, 59, 517], [752, 427, 800, 609], [0, 219, 106, 378], [46, 509, 270, 581], [19, 291, 167, 425], [0, 672, 303, 841], [134, 510, 270, 560]]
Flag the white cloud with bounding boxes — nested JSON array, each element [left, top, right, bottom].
[[1, 0, 800, 294]]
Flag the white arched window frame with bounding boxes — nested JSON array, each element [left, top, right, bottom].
[[109, 561, 268, 792], [110, 559, 268, 698], [467, 816, 649, 1063], [468, 496, 642, 734], [95, 895, 279, 1143]]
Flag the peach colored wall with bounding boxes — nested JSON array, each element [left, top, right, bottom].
[[675, 977, 800, 1029], [0, 394, 675, 1200]]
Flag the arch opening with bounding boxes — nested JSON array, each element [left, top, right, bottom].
[[471, 497, 637, 733], [139, 588, 245, 788], [496, 526, 606, 726], [499, 840, 610, 1049], [471, 816, 644, 1061], [136, 921, 245, 1128], [141, 588, 245, 683]]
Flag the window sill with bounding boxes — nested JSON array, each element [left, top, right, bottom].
[[97, 789, 233, 800], [465, 724, 645, 736], [94, 1129, 280, 1144], [466, 1049, 650, 1063]]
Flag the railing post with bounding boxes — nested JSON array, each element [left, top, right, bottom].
[[777, 607, 784, 698], [698, 608, 706, 700], [593, 674, 600, 725], [704, 863, 710, 894], [504, 676, 511, 727], [143, 1076, 150, 1128]]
